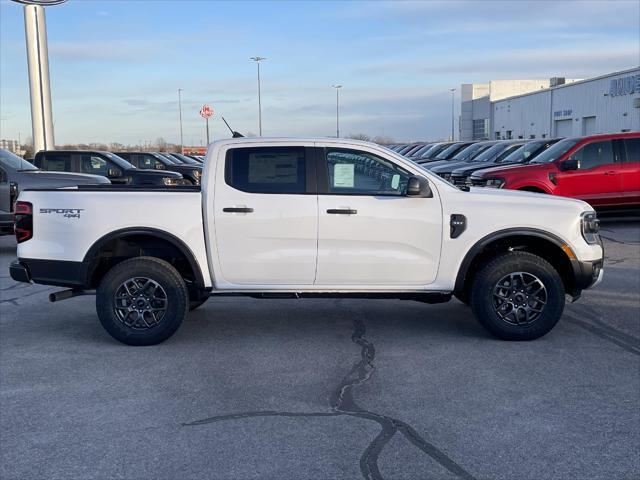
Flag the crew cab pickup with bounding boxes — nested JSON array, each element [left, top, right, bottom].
[[10, 138, 604, 346]]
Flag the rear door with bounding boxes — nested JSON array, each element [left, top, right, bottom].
[[555, 139, 621, 205], [212, 145, 318, 286], [315, 146, 442, 286], [620, 137, 640, 205]]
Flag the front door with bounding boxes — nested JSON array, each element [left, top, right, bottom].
[[556, 139, 621, 205], [315, 147, 442, 286], [0, 167, 10, 214], [212, 145, 318, 286]]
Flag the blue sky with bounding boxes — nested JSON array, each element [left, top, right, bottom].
[[1, 0, 639, 145]]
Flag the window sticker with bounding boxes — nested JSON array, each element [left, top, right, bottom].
[[391, 174, 400, 189], [333, 163, 355, 188]]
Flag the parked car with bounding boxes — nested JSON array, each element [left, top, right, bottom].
[[0, 149, 109, 235], [430, 141, 525, 182], [450, 139, 561, 186], [116, 152, 202, 185], [469, 132, 640, 209], [418, 141, 496, 170], [33, 150, 183, 186], [11, 137, 603, 346], [416, 142, 474, 165], [163, 152, 202, 166]]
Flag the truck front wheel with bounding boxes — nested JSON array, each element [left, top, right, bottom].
[[96, 257, 189, 346], [470, 251, 565, 341]]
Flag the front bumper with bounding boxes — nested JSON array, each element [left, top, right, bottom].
[[573, 258, 604, 292]]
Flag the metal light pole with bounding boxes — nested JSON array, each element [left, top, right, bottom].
[[332, 85, 342, 138], [13, 0, 68, 153], [178, 88, 184, 153], [450, 88, 456, 142], [250, 56, 266, 136]]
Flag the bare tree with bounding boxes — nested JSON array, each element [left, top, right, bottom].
[[155, 137, 168, 152], [372, 136, 395, 145], [346, 133, 372, 142]]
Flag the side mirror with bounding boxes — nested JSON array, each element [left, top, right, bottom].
[[406, 176, 432, 197], [560, 158, 580, 171], [108, 168, 122, 178]]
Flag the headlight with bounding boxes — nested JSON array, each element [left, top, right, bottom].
[[162, 177, 180, 186], [485, 178, 504, 188], [581, 211, 600, 244]]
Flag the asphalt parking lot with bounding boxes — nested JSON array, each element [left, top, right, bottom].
[[1, 221, 638, 480]]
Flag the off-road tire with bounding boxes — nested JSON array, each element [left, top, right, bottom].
[[96, 257, 189, 346], [470, 251, 565, 341]]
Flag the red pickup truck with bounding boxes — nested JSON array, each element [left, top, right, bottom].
[[468, 132, 640, 209]]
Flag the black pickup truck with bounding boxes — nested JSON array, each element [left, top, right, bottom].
[[33, 150, 183, 186]]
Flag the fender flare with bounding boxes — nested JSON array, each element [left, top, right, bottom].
[[82, 227, 205, 289], [454, 227, 577, 293]]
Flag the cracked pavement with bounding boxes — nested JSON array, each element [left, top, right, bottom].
[[1, 220, 639, 480]]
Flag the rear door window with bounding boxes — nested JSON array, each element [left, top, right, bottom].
[[42, 153, 71, 171], [623, 138, 640, 162], [225, 147, 307, 194], [573, 141, 615, 170]]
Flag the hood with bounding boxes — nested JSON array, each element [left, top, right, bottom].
[[451, 161, 512, 176], [466, 186, 588, 208], [469, 162, 543, 179], [430, 161, 471, 174], [133, 168, 182, 179], [418, 159, 451, 169], [19, 170, 109, 185]]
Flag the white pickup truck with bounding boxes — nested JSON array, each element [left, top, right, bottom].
[[10, 137, 604, 345]]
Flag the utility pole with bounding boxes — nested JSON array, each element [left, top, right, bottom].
[[332, 85, 342, 138], [250, 56, 266, 136], [450, 88, 456, 141], [15, 0, 69, 153], [178, 88, 184, 153]]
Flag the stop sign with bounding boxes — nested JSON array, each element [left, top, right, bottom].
[[199, 104, 214, 119]]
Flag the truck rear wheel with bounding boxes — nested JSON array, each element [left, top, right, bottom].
[[470, 251, 565, 341], [96, 257, 189, 346]]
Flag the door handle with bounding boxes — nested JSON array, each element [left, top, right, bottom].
[[327, 208, 357, 215], [223, 207, 254, 213]]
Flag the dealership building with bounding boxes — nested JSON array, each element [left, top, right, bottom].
[[460, 67, 640, 141]]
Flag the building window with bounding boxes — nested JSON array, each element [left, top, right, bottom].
[[506, 130, 513, 140], [472, 119, 490, 140], [530, 135, 536, 139]]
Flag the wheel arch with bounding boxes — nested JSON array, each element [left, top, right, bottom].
[[82, 227, 205, 292], [454, 228, 580, 298]]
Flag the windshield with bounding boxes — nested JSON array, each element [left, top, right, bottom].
[[530, 138, 580, 163], [497, 141, 544, 164], [469, 143, 513, 163], [102, 151, 136, 169], [452, 143, 487, 161], [152, 153, 176, 164], [0, 148, 37, 170], [172, 153, 199, 165], [413, 144, 434, 157], [421, 143, 446, 158], [434, 143, 463, 160]]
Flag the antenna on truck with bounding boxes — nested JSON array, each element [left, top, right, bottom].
[[221, 116, 244, 138]]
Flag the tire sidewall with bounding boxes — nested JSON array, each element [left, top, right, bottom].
[[96, 257, 188, 346], [471, 253, 565, 340]]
